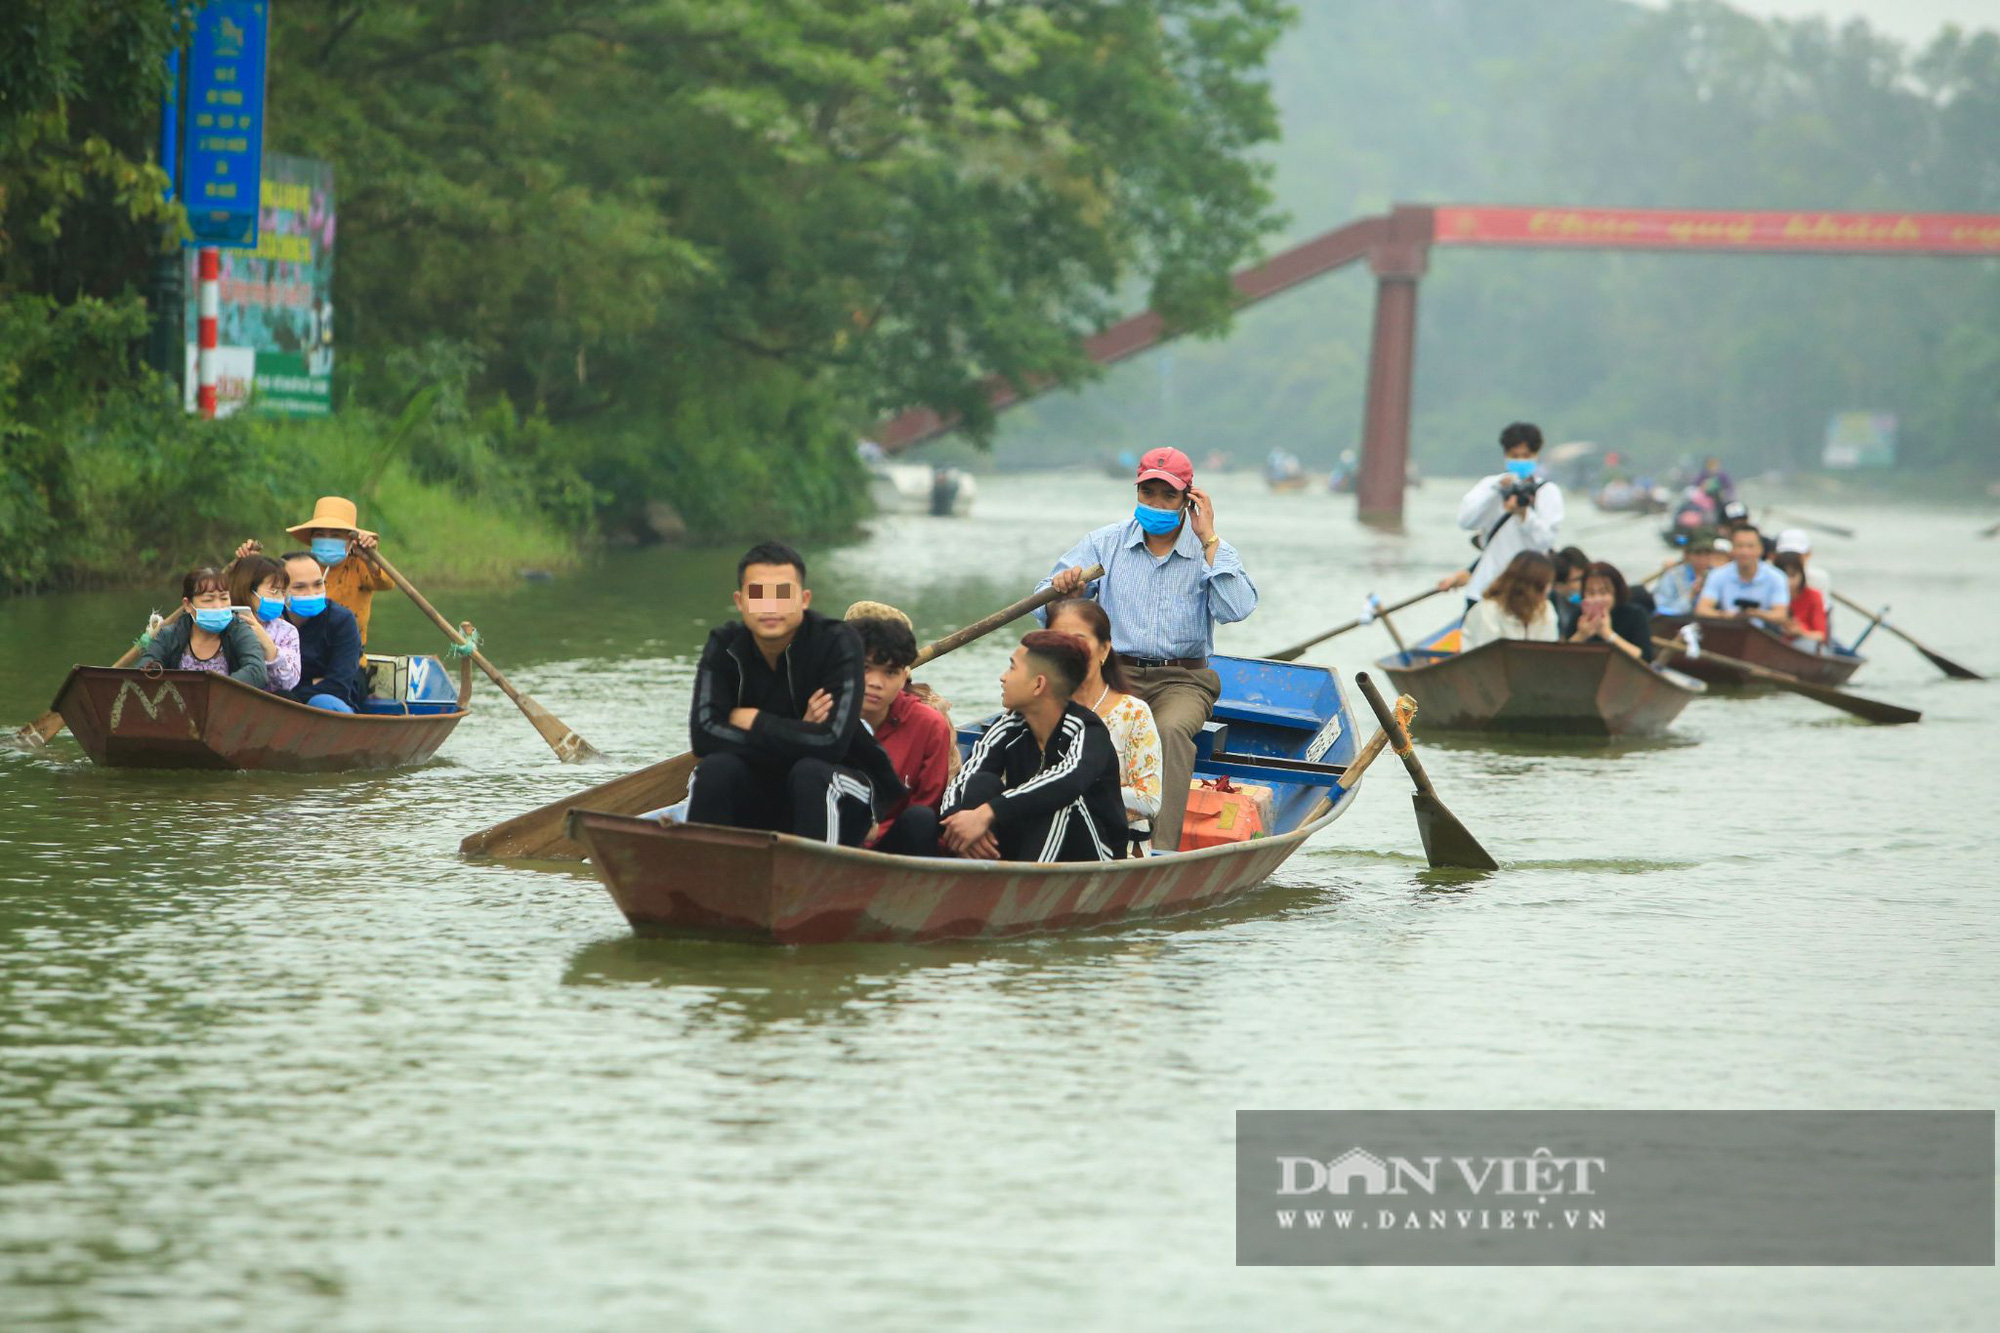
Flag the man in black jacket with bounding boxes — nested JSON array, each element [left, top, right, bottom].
[[938, 631, 1125, 863], [686, 542, 903, 845], [280, 551, 366, 711]]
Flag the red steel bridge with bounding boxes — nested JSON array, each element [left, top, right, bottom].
[[875, 204, 2000, 522]]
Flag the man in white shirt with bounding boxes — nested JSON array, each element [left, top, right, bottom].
[[1438, 421, 1566, 602]]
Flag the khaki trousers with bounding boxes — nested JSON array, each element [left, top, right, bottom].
[[1124, 664, 1222, 852]]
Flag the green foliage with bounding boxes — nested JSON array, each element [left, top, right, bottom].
[[3, 1, 1291, 590]]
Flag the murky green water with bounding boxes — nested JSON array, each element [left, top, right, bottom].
[[3, 474, 1996, 1327]]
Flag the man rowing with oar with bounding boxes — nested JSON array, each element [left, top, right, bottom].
[[1036, 447, 1257, 852], [685, 542, 904, 846]]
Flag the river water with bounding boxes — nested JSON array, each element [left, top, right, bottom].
[[2, 474, 1995, 1328]]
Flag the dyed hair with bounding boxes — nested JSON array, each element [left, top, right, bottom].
[[849, 615, 917, 671], [227, 554, 287, 608], [180, 566, 228, 601], [1018, 630, 1089, 700], [1484, 550, 1556, 625], [1046, 598, 1133, 693], [736, 540, 806, 585], [1581, 560, 1630, 606], [1499, 421, 1543, 453]]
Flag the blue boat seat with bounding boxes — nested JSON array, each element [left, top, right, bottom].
[[1211, 700, 1321, 730]]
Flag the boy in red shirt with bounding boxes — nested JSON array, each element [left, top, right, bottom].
[[846, 611, 956, 855]]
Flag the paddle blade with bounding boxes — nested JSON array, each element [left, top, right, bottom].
[[6, 711, 63, 751], [461, 752, 696, 860], [1917, 645, 1985, 682], [1411, 792, 1499, 872], [516, 691, 605, 763], [1790, 679, 1922, 725]]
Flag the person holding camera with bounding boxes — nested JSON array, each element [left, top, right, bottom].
[[1696, 525, 1791, 630], [1438, 422, 1566, 603]]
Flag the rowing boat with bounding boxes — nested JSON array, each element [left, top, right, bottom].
[[51, 665, 465, 771], [1649, 616, 1863, 688], [1378, 623, 1704, 737], [565, 655, 1365, 944]]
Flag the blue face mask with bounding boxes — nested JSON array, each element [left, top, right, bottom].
[[192, 607, 235, 633], [1133, 503, 1182, 536], [311, 537, 350, 566], [1567, 591, 1582, 605], [290, 594, 328, 619], [1504, 458, 1538, 481], [257, 594, 286, 621]]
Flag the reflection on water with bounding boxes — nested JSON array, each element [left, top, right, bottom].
[[2, 475, 1997, 1326]]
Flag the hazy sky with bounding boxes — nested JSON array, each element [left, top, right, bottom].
[[1667, 0, 2000, 44]]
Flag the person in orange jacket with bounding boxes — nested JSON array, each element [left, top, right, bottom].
[[235, 496, 397, 645]]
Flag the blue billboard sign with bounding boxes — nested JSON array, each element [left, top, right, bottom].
[[182, 2, 270, 247]]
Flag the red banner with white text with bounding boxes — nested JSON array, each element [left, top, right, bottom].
[[1433, 205, 2000, 255]]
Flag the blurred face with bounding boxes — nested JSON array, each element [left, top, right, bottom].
[[1732, 529, 1763, 570], [734, 563, 810, 643], [1047, 610, 1108, 680], [1136, 479, 1185, 514], [1582, 574, 1617, 615], [257, 572, 287, 601], [186, 584, 229, 612], [1556, 566, 1584, 598], [1503, 441, 1536, 461], [284, 557, 326, 598], [1785, 566, 1805, 594], [861, 655, 909, 724], [999, 646, 1043, 712]]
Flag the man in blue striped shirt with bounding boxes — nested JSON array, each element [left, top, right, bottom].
[[1036, 447, 1259, 851]]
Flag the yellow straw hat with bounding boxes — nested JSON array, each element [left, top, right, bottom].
[[285, 495, 377, 540], [844, 600, 912, 629]]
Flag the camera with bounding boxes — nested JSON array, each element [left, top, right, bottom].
[[1500, 474, 1543, 505]]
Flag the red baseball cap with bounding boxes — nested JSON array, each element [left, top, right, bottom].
[[1135, 447, 1193, 491]]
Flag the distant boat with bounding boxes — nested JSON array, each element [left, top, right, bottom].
[[869, 462, 976, 517]]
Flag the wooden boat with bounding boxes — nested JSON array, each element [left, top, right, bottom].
[[1378, 623, 1704, 737], [52, 665, 465, 771], [1650, 615, 1863, 688], [566, 656, 1366, 945]]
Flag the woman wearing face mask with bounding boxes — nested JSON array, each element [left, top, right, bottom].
[[138, 567, 269, 686], [226, 554, 302, 693], [1048, 598, 1163, 848], [1460, 551, 1559, 652], [1566, 561, 1653, 662]]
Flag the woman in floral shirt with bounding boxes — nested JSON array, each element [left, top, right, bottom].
[[1049, 599, 1163, 835]]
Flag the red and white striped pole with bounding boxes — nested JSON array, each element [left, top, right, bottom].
[[196, 246, 220, 418]]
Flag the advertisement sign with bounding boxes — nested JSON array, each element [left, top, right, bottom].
[[182, 1, 269, 247], [1822, 412, 1898, 470], [1434, 206, 2000, 256], [185, 153, 337, 417]]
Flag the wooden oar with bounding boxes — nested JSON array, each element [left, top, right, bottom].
[[1354, 672, 1498, 871], [1765, 506, 1856, 539], [1827, 590, 1984, 681], [1650, 635, 1920, 725], [7, 609, 184, 750], [1636, 556, 1681, 588], [1298, 695, 1415, 824], [365, 551, 602, 763], [1266, 586, 1447, 663], [459, 564, 1105, 861], [1375, 603, 1412, 661]]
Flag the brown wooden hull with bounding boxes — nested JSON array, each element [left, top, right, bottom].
[[52, 666, 464, 772], [1650, 616, 1863, 688], [567, 802, 1352, 945], [1378, 640, 1703, 737]]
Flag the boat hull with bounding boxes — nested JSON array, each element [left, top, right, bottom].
[[1650, 616, 1863, 688], [52, 666, 464, 772], [569, 806, 1344, 945], [1379, 640, 1703, 737]]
